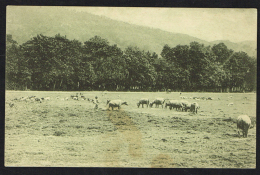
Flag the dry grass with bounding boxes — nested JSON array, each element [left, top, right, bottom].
[[5, 91, 256, 167]]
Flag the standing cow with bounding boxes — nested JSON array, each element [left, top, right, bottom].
[[190, 102, 200, 113], [149, 98, 165, 108], [108, 100, 128, 110], [237, 115, 253, 138], [180, 100, 191, 112], [165, 100, 183, 111], [137, 98, 149, 108]]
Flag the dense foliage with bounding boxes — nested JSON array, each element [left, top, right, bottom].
[[6, 34, 256, 92]]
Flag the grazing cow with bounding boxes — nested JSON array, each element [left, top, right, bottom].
[[180, 100, 191, 112], [165, 100, 183, 111], [108, 100, 128, 110], [9, 103, 14, 107], [137, 98, 149, 108], [20, 96, 29, 101], [190, 102, 200, 113], [150, 98, 165, 108], [206, 97, 213, 100], [35, 98, 42, 103], [45, 97, 51, 101], [73, 97, 78, 100], [65, 97, 69, 100], [237, 115, 253, 138], [71, 95, 77, 99]]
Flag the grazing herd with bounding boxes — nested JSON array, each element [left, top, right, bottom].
[[135, 97, 200, 114], [6, 93, 254, 138]]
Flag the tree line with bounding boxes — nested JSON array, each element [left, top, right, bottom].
[[6, 34, 256, 92]]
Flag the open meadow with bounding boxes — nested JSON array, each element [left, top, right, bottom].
[[5, 91, 256, 168]]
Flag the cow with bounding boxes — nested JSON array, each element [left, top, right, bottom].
[[137, 98, 149, 108], [73, 97, 78, 100], [35, 98, 42, 103], [20, 96, 29, 101], [165, 100, 183, 111], [190, 102, 200, 113], [180, 100, 191, 112], [108, 100, 128, 110], [149, 98, 165, 108], [9, 103, 14, 108], [237, 115, 253, 138], [45, 97, 51, 101]]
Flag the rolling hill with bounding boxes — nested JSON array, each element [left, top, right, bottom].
[[6, 7, 256, 57]]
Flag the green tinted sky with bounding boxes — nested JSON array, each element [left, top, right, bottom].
[[7, 6, 257, 43]]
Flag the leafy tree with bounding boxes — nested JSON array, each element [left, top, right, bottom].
[[212, 43, 233, 64]]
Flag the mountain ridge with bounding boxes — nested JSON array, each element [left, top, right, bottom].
[[7, 7, 256, 57]]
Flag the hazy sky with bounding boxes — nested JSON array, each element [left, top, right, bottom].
[[7, 6, 257, 43], [67, 7, 257, 43]]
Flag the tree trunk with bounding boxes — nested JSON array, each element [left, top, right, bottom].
[[60, 79, 63, 87], [53, 81, 56, 91]]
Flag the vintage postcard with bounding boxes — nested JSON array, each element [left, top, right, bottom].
[[5, 6, 257, 167]]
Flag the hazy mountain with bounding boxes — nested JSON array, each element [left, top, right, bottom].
[[210, 40, 256, 57], [7, 7, 256, 57]]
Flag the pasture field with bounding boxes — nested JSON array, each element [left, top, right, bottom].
[[5, 91, 256, 168]]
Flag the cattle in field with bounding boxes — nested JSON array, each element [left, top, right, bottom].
[[108, 100, 128, 110], [165, 100, 183, 111], [149, 98, 165, 108], [180, 100, 191, 112], [9, 103, 14, 107], [20, 96, 29, 101], [45, 97, 51, 101], [137, 98, 149, 108], [35, 98, 42, 103], [237, 115, 253, 138], [190, 102, 200, 113]]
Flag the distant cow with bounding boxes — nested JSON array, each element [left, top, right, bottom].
[[237, 115, 253, 138], [165, 100, 183, 111], [190, 102, 200, 113], [9, 103, 14, 108], [35, 98, 42, 103], [150, 98, 165, 108], [108, 100, 128, 110], [180, 100, 191, 112], [137, 98, 149, 108]]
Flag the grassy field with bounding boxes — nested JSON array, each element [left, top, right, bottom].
[[5, 91, 256, 167]]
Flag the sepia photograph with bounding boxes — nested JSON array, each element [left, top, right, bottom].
[[5, 6, 257, 168]]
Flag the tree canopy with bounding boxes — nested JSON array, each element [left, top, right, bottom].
[[6, 34, 256, 92]]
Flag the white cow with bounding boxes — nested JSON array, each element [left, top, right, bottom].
[[108, 100, 128, 110], [237, 115, 253, 138]]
